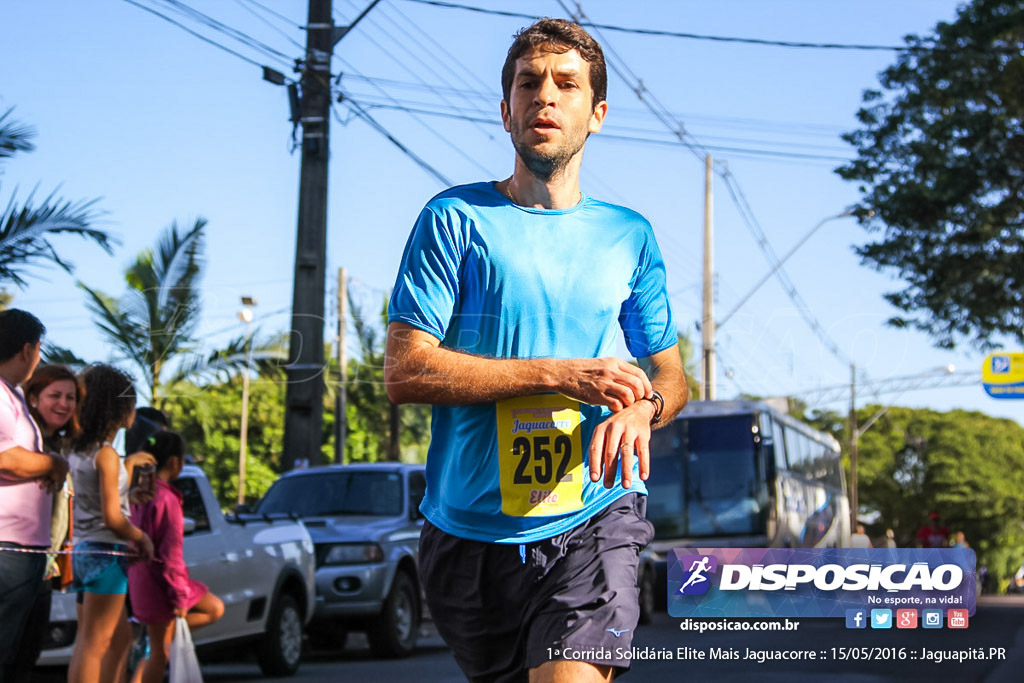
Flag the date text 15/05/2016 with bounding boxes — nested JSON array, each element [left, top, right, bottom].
[[546, 647, 1008, 664]]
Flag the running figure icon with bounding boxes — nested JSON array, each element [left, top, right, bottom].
[[679, 557, 712, 593]]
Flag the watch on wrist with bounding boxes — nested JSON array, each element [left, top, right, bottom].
[[641, 390, 665, 424]]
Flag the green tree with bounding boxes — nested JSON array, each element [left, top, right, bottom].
[[79, 218, 206, 404], [163, 375, 285, 507], [340, 294, 429, 464], [676, 332, 701, 400], [0, 108, 114, 286], [838, 406, 1024, 591], [837, 0, 1024, 349]]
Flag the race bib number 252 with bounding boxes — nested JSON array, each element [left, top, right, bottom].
[[495, 395, 584, 517]]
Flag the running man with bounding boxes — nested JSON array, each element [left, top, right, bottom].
[[385, 18, 687, 683]]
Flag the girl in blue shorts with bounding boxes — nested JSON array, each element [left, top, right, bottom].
[[67, 364, 154, 683]]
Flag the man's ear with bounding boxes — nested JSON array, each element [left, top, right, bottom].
[[588, 100, 608, 134], [500, 99, 511, 133]]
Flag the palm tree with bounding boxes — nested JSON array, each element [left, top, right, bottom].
[[0, 108, 114, 286], [79, 218, 286, 406], [79, 218, 205, 404]]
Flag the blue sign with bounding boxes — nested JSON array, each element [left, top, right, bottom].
[[983, 352, 1024, 398]]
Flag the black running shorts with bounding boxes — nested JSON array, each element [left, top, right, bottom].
[[418, 493, 654, 683]]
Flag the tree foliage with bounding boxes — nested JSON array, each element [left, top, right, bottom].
[[837, 0, 1024, 349], [79, 218, 204, 402], [808, 405, 1024, 591], [676, 332, 701, 400], [0, 108, 114, 286], [336, 294, 429, 464], [162, 376, 285, 507]]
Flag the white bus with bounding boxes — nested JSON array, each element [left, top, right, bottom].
[[639, 400, 851, 614]]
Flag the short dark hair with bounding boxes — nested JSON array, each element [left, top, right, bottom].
[[0, 309, 45, 362], [125, 407, 170, 455], [501, 18, 607, 109], [146, 430, 186, 471]]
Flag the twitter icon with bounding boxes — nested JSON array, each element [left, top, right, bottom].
[[870, 609, 892, 629]]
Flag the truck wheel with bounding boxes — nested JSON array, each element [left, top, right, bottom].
[[367, 572, 419, 658], [638, 565, 656, 625], [257, 593, 303, 676]]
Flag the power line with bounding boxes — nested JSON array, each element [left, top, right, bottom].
[[719, 169, 851, 366], [350, 97, 851, 163], [557, 0, 708, 164], [233, 0, 306, 51], [403, 0, 909, 52], [552, 1, 855, 371], [237, 0, 306, 33], [335, 98, 452, 186], [121, 0, 271, 70], [148, 0, 295, 66], [336, 0, 498, 143], [383, 0, 497, 100], [794, 371, 982, 407], [335, 62, 495, 176], [340, 71, 847, 140]]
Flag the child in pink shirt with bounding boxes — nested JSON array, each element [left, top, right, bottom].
[[128, 431, 224, 683]]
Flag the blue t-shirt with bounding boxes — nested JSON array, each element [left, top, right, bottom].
[[389, 181, 676, 543]]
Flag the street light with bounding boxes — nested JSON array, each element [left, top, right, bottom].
[[716, 207, 865, 330], [237, 296, 258, 506], [848, 363, 955, 529]]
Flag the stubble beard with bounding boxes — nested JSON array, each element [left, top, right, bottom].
[[510, 119, 588, 182]]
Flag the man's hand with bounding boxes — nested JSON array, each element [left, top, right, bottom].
[[37, 453, 68, 493], [562, 358, 652, 412], [589, 399, 657, 489]]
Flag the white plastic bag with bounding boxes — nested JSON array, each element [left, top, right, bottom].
[[169, 617, 204, 683]]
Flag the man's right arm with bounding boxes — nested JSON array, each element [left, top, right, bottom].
[[384, 322, 652, 410], [0, 446, 67, 487]]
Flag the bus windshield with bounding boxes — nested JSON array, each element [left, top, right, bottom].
[[646, 414, 764, 539]]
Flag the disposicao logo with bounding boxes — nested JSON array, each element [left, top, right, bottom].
[[676, 555, 718, 596], [668, 548, 976, 619]]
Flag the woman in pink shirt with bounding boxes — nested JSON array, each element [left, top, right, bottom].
[[128, 431, 223, 683]]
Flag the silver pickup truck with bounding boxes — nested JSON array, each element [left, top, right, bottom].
[[38, 465, 317, 677], [254, 463, 426, 658]]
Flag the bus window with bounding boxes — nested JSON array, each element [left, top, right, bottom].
[[758, 413, 776, 481], [648, 414, 764, 539], [772, 419, 788, 471], [788, 428, 809, 475]]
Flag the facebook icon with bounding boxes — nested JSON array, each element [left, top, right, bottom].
[[846, 609, 867, 629]]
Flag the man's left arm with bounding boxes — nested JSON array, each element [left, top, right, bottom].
[[588, 345, 688, 489]]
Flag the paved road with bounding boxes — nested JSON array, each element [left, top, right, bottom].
[[35, 596, 1024, 682]]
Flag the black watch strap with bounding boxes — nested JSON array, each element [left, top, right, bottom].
[[642, 390, 664, 424]]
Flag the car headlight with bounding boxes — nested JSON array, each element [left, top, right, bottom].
[[323, 543, 384, 565]]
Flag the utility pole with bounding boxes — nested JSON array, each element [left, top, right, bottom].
[[335, 267, 347, 464], [238, 298, 256, 504], [701, 154, 716, 401], [848, 363, 858, 531], [283, 0, 332, 471], [283, 0, 379, 470]]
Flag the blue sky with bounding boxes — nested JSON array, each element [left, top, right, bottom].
[[2, 0, 1019, 425]]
